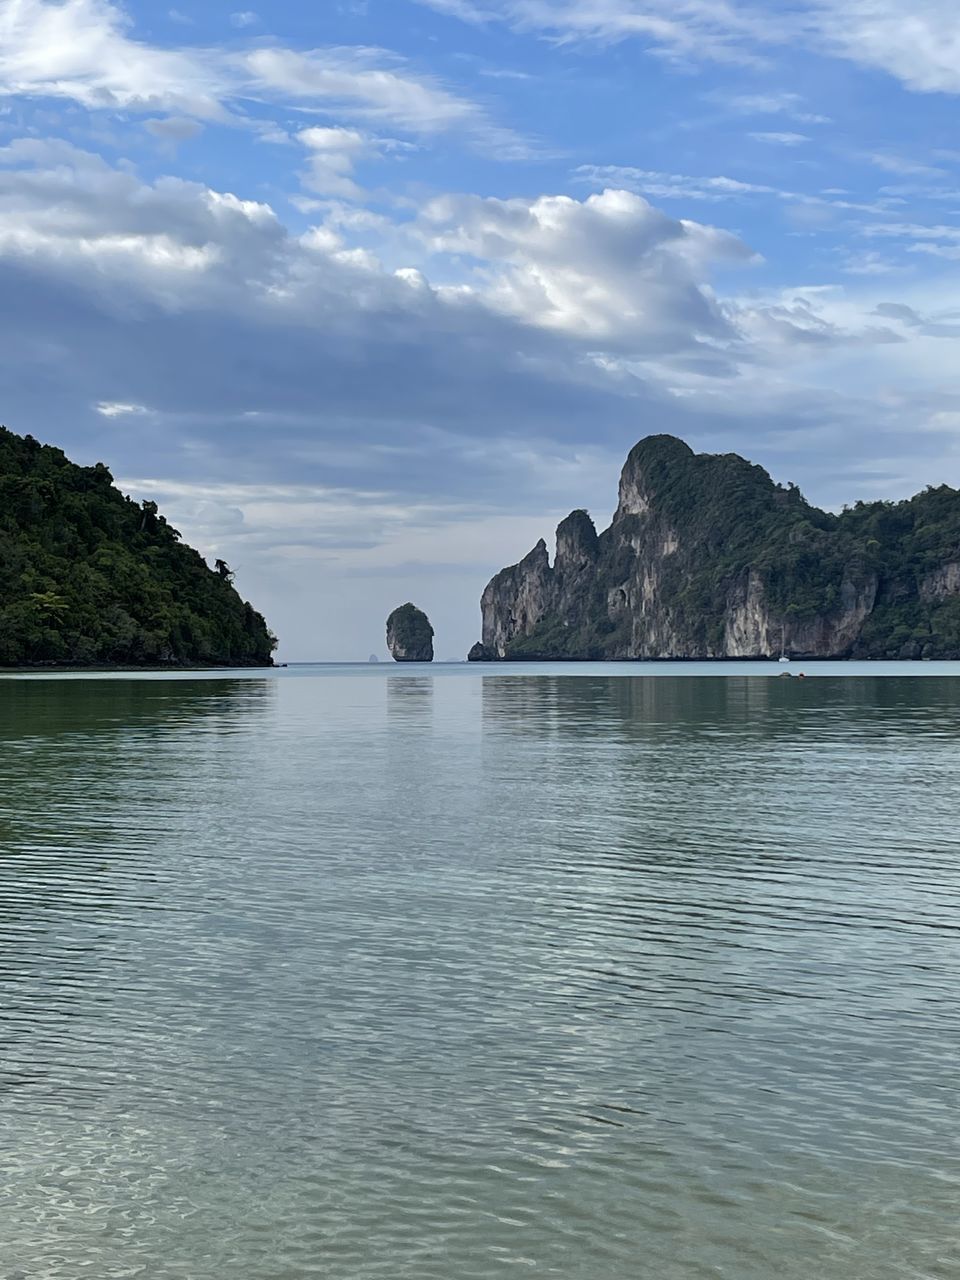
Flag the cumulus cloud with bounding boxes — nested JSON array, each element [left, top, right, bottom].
[[2, 140, 939, 450], [417, 188, 752, 359], [0, 139, 949, 461], [0, 141, 759, 381], [0, 143, 670, 464], [0, 138, 284, 300], [0, 0, 228, 117]]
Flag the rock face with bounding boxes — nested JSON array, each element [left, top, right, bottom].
[[471, 434, 960, 661], [387, 603, 434, 662]]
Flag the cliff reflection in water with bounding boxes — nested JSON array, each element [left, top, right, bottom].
[[386, 674, 435, 725], [481, 672, 960, 741], [478, 674, 960, 899]]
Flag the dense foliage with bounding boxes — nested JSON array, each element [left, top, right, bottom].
[[0, 426, 276, 667]]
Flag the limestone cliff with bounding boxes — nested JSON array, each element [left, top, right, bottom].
[[469, 435, 960, 661], [387, 603, 434, 662]]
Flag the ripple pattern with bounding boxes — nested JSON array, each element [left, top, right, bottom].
[[1, 672, 960, 1279]]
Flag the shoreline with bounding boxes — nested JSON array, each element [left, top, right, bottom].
[[465, 654, 948, 664], [0, 661, 276, 674]]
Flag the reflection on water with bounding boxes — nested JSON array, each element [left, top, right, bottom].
[[387, 674, 435, 724], [1, 673, 960, 1279], [482, 671, 960, 736]]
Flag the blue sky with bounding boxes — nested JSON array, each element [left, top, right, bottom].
[[2, 0, 960, 658]]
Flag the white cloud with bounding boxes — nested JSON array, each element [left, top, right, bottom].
[[418, 0, 778, 62], [230, 10, 259, 27], [298, 126, 370, 199], [95, 400, 149, 416], [841, 250, 901, 276], [814, 0, 960, 93], [0, 0, 504, 140], [863, 151, 945, 177], [716, 91, 831, 123], [575, 164, 785, 203], [0, 137, 283, 298], [417, 0, 960, 95], [575, 164, 894, 217], [417, 188, 752, 355], [243, 47, 481, 133], [749, 131, 809, 145], [0, 0, 228, 118]]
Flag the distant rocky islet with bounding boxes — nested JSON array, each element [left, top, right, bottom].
[[387, 603, 434, 662]]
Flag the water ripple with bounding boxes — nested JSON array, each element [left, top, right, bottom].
[[1, 673, 960, 1278]]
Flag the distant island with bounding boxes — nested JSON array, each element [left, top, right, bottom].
[[469, 434, 960, 661], [0, 426, 275, 667], [387, 603, 434, 662]]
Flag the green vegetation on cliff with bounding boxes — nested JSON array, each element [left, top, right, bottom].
[[0, 426, 276, 667], [478, 435, 960, 661]]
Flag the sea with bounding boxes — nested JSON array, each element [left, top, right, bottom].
[[1, 661, 959, 1279]]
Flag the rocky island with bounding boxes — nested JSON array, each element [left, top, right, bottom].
[[387, 603, 434, 662], [469, 434, 960, 661], [0, 425, 275, 667]]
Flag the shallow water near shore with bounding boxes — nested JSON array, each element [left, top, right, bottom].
[[2, 667, 960, 1278]]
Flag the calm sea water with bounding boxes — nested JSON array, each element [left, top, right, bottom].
[[2, 664, 960, 1279]]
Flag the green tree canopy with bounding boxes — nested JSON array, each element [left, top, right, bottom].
[[0, 425, 276, 667]]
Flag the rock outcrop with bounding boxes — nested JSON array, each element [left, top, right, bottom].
[[387, 603, 434, 662], [471, 435, 960, 661]]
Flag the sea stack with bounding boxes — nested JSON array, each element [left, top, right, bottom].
[[386, 604, 434, 663]]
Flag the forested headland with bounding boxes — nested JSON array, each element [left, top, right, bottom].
[[0, 426, 275, 668]]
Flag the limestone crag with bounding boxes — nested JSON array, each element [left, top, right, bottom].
[[920, 562, 960, 602], [470, 435, 960, 661], [387, 603, 434, 662]]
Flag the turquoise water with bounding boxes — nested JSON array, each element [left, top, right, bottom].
[[1, 666, 960, 1278]]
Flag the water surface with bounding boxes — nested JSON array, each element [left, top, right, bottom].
[[2, 668, 959, 1278]]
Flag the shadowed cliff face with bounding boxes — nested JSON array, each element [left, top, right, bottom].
[[471, 435, 960, 661]]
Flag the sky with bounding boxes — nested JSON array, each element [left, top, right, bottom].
[[3, 1, 960, 659]]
